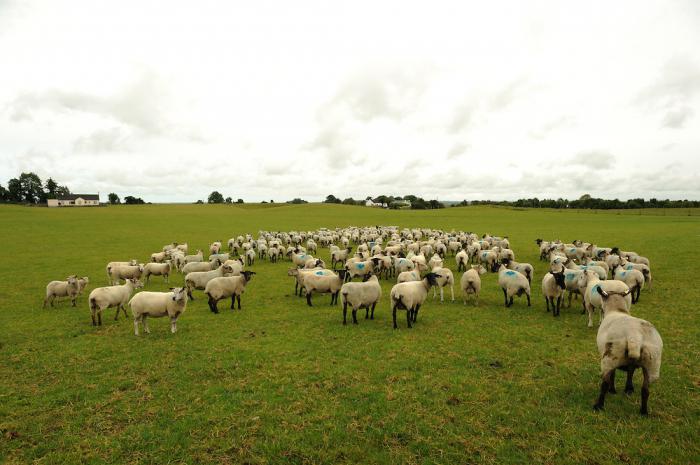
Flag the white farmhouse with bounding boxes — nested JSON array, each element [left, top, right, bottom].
[[47, 194, 100, 207]]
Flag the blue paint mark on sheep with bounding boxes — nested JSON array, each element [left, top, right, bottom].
[[315, 271, 324, 276], [625, 265, 634, 270], [357, 263, 365, 270], [592, 284, 601, 296], [505, 270, 516, 277], [482, 252, 488, 258], [620, 271, 627, 277], [565, 273, 575, 281]]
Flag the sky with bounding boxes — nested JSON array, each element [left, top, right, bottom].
[[0, 0, 699, 203]]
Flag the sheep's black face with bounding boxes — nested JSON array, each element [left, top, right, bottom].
[[242, 271, 256, 281], [362, 273, 373, 282], [491, 262, 500, 273], [426, 273, 441, 285], [553, 272, 566, 289]]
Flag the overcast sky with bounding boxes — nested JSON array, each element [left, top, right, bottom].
[[1, 1, 699, 202]]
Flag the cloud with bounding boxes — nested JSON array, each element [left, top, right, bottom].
[[529, 115, 576, 139], [447, 142, 468, 159], [448, 100, 477, 134], [567, 150, 615, 169], [73, 127, 130, 154], [661, 105, 694, 128]]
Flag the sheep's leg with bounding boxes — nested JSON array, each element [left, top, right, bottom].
[[143, 316, 150, 334], [567, 291, 572, 308], [433, 287, 437, 299], [365, 307, 369, 319], [508, 296, 514, 307], [502, 289, 508, 307], [392, 307, 398, 329], [294, 281, 299, 296], [237, 295, 242, 310], [413, 304, 421, 323], [625, 367, 636, 394], [170, 317, 177, 334], [133, 317, 140, 336], [556, 296, 562, 316], [608, 370, 617, 394], [545, 297, 550, 313], [406, 309, 412, 329], [231, 295, 236, 309], [593, 370, 613, 410], [342, 302, 348, 325], [91, 310, 97, 326], [122, 306, 128, 319], [306, 292, 313, 307], [209, 297, 219, 314], [370, 302, 376, 319], [352, 309, 358, 325], [526, 293, 531, 307], [586, 304, 594, 328], [636, 286, 641, 303], [640, 367, 650, 415], [450, 285, 454, 302]]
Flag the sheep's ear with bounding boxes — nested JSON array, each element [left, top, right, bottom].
[[596, 287, 609, 298], [623, 288, 631, 296]]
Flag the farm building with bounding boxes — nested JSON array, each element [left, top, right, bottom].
[[47, 194, 100, 207]]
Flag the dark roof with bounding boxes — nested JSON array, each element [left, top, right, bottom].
[[57, 194, 99, 201]]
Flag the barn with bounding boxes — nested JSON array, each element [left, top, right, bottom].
[[47, 194, 100, 207]]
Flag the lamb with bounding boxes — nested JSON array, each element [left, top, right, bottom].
[[497, 264, 531, 308], [143, 261, 172, 283], [209, 241, 222, 255], [541, 270, 566, 316], [182, 250, 204, 268], [44, 275, 80, 307], [130, 287, 188, 335], [460, 265, 486, 305], [501, 258, 534, 284], [613, 267, 645, 304], [303, 270, 349, 306], [430, 266, 455, 302], [455, 249, 469, 272], [175, 243, 189, 254], [185, 264, 234, 300], [577, 270, 631, 328], [150, 251, 168, 263], [105, 260, 137, 282], [593, 287, 663, 415], [629, 255, 650, 267], [204, 271, 256, 313], [246, 248, 256, 266], [332, 247, 353, 269], [181, 260, 219, 274], [396, 269, 421, 283], [390, 272, 442, 329], [88, 278, 143, 325], [618, 258, 652, 290], [109, 264, 145, 285], [76, 276, 90, 296], [340, 273, 382, 324], [269, 246, 280, 263]]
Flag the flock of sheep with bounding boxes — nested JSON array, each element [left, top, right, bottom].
[[43, 226, 662, 415]]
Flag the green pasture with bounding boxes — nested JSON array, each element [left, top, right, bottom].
[[0, 204, 698, 464]]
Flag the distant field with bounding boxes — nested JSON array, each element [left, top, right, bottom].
[[1, 204, 698, 464]]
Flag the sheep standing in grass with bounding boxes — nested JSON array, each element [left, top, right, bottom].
[[340, 273, 382, 324], [89, 278, 143, 325], [182, 260, 219, 274], [455, 249, 469, 272], [210, 241, 222, 255], [397, 269, 421, 283], [345, 259, 376, 282], [130, 287, 188, 335], [613, 268, 645, 304], [105, 260, 137, 282], [109, 264, 145, 286], [303, 270, 349, 306], [204, 271, 256, 313], [185, 264, 234, 300], [143, 261, 171, 283], [593, 287, 662, 415], [431, 266, 455, 302], [577, 270, 631, 328], [151, 251, 168, 263], [182, 250, 204, 269], [44, 276, 80, 308], [461, 265, 486, 305], [288, 268, 333, 296], [497, 264, 531, 308], [479, 250, 499, 272], [390, 272, 441, 329], [246, 248, 256, 266], [618, 258, 652, 290], [393, 256, 415, 276], [542, 270, 566, 316], [501, 258, 534, 284]]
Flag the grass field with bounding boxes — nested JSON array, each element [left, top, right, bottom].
[[1, 203, 699, 465]]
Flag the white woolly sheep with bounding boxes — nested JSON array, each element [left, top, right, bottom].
[[541, 270, 566, 316], [593, 286, 662, 415], [246, 248, 256, 266], [497, 264, 531, 308], [303, 269, 349, 306], [613, 267, 645, 304], [185, 264, 234, 300], [182, 250, 204, 268], [150, 251, 168, 263], [287, 267, 332, 296], [501, 258, 534, 284], [181, 260, 219, 275], [209, 253, 230, 264], [210, 241, 222, 255], [109, 264, 145, 285], [204, 271, 256, 313], [390, 272, 442, 329], [479, 250, 499, 272], [455, 249, 469, 272], [143, 261, 171, 283], [430, 266, 455, 302], [428, 255, 443, 270], [461, 265, 486, 305], [105, 260, 137, 282], [44, 275, 80, 308], [618, 258, 652, 290], [340, 274, 382, 324], [88, 278, 143, 325], [130, 287, 188, 335], [331, 247, 353, 269], [345, 259, 376, 282], [577, 269, 631, 328], [397, 269, 421, 283]]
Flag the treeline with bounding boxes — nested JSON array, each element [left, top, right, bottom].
[[323, 194, 445, 209], [453, 194, 700, 209], [0, 172, 70, 204]]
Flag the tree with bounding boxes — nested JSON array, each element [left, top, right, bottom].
[[236, 198, 244, 204], [18, 172, 43, 203], [195, 199, 204, 204], [208, 191, 224, 204], [287, 198, 308, 204], [0, 184, 8, 202], [124, 196, 145, 204], [108, 193, 120, 204], [44, 178, 58, 198], [342, 197, 358, 205], [324, 194, 341, 204], [225, 197, 232, 204], [56, 185, 70, 197], [7, 178, 22, 202]]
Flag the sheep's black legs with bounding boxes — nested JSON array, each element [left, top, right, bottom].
[[406, 309, 412, 328], [370, 302, 376, 319], [365, 308, 369, 319], [556, 297, 562, 316], [641, 367, 650, 415], [98, 312, 102, 326], [352, 309, 358, 324], [503, 289, 508, 307], [545, 297, 550, 313], [306, 293, 313, 307], [91, 312, 96, 326], [237, 295, 241, 310], [526, 294, 531, 307], [208, 297, 219, 314], [413, 304, 421, 323], [342, 302, 348, 325], [231, 295, 235, 309], [508, 297, 514, 307], [188, 291, 194, 300], [392, 307, 397, 329], [608, 370, 617, 394], [594, 370, 613, 410], [625, 367, 636, 394]]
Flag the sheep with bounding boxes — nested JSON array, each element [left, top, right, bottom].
[[150, 251, 168, 263], [304, 258, 324, 269], [455, 249, 469, 272], [204, 271, 256, 313], [501, 258, 534, 284], [371, 254, 393, 279], [109, 264, 145, 285], [345, 259, 376, 282], [223, 258, 245, 275], [561, 268, 585, 309], [257, 243, 268, 260], [181, 260, 219, 275], [182, 250, 204, 268], [175, 243, 189, 254], [581, 258, 610, 276], [478, 250, 499, 272], [269, 246, 280, 263], [287, 267, 333, 296], [171, 251, 186, 271], [162, 242, 178, 253], [105, 260, 137, 282], [390, 272, 442, 329], [209, 241, 222, 255], [541, 270, 566, 316], [44, 275, 80, 308], [209, 253, 230, 264], [76, 276, 90, 296], [397, 269, 421, 283], [130, 287, 188, 335], [577, 270, 631, 328], [613, 267, 645, 304], [428, 254, 443, 270], [431, 266, 455, 302], [302, 269, 348, 306], [246, 248, 256, 266], [393, 256, 415, 276], [88, 278, 143, 325], [291, 252, 313, 268], [497, 264, 531, 308], [498, 248, 515, 262], [331, 247, 353, 269], [593, 287, 663, 415], [227, 237, 237, 252], [629, 255, 650, 267], [185, 264, 234, 300], [460, 265, 486, 305], [340, 273, 382, 324], [143, 261, 172, 283], [618, 258, 652, 290]]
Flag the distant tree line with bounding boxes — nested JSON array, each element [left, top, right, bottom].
[[453, 194, 700, 209], [324, 194, 445, 209], [0, 172, 71, 204], [202, 191, 244, 204]]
